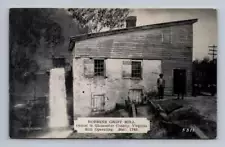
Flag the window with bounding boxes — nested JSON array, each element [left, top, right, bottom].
[[94, 59, 105, 76], [162, 29, 172, 43], [53, 57, 65, 67], [131, 61, 142, 78]]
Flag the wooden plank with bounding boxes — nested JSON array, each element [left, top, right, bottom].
[[122, 60, 132, 78], [83, 58, 94, 77], [157, 104, 164, 112], [131, 103, 136, 117], [190, 125, 209, 139]]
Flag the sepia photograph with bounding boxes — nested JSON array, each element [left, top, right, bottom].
[[9, 8, 217, 139]]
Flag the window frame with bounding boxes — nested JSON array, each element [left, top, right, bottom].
[[161, 28, 172, 44], [91, 94, 105, 112], [94, 59, 105, 77], [131, 60, 142, 79]]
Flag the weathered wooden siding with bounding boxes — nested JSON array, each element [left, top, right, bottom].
[[74, 25, 192, 60]]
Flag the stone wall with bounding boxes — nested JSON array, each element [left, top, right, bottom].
[[73, 58, 162, 117]]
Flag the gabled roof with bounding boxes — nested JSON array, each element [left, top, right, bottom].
[[69, 19, 198, 51]]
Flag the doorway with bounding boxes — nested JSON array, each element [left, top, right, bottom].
[[173, 69, 187, 94], [91, 94, 105, 112], [128, 89, 142, 103]]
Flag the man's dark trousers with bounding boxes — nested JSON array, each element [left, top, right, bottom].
[[158, 87, 164, 99]]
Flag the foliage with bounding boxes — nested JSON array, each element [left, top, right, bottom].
[[9, 9, 64, 84], [67, 8, 130, 33], [192, 57, 217, 94], [193, 57, 217, 84], [10, 99, 47, 137]]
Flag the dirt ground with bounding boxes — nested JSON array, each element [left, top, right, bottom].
[[153, 95, 217, 122], [152, 95, 217, 138], [185, 96, 217, 122]]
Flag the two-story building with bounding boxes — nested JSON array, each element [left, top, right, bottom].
[[69, 17, 198, 117]]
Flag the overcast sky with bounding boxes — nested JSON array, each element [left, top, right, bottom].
[[129, 9, 217, 60]]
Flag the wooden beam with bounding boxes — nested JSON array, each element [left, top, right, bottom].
[[190, 125, 209, 139]]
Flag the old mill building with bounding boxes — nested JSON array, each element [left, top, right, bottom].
[[69, 16, 198, 117]]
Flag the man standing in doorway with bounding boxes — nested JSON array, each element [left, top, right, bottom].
[[157, 74, 165, 99], [177, 72, 185, 99]]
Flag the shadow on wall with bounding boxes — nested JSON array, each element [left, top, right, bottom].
[[65, 67, 74, 126]]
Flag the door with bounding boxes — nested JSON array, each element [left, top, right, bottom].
[[129, 89, 142, 103], [91, 95, 105, 112], [173, 69, 186, 94]]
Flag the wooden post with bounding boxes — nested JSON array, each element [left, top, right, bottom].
[[190, 125, 209, 139], [131, 103, 137, 117]]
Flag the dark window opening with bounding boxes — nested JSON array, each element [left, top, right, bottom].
[[53, 57, 65, 67], [131, 61, 142, 78], [94, 59, 105, 76]]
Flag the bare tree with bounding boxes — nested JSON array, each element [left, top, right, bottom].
[[67, 8, 130, 33]]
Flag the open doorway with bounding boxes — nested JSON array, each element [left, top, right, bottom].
[[173, 69, 187, 94]]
